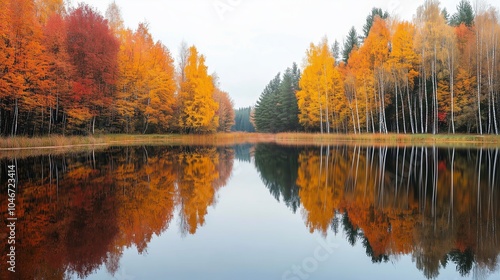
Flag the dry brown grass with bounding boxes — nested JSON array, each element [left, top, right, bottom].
[[1, 132, 499, 159], [274, 132, 500, 148], [0, 133, 275, 150]]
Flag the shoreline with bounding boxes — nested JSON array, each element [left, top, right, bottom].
[[1, 132, 500, 151]]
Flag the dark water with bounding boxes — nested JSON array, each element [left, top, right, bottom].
[[1, 144, 499, 280]]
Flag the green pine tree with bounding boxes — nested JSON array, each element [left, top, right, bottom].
[[254, 73, 281, 132], [450, 0, 474, 27], [343, 27, 360, 63]]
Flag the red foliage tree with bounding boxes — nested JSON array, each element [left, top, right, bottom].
[[66, 3, 119, 133], [42, 13, 74, 134]]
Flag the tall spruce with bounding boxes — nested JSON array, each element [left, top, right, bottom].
[[254, 73, 281, 132], [450, 0, 474, 27], [254, 63, 302, 132], [277, 63, 301, 131], [342, 27, 360, 63]]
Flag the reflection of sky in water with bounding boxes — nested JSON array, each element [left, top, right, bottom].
[[82, 159, 500, 280]]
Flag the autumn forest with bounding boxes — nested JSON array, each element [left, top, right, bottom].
[[0, 0, 235, 136], [2, 0, 500, 137], [255, 0, 500, 135]]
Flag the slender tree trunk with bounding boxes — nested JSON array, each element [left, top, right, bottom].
[[431, 59, 436, 135], [62, 112, 66, 135], [56, 90, 59, 120], [370, 108, 375, 134], [407, 78, 415, 134], [477, 23, 483, 135], [493, 91, 498, 135], [424, 73, 430, 133], [49, 106, 52, 135], [431, 45, 438, 135], [486, 33, 493, 134], [143, 118, 149, 134], [395, 75, 400, 134], [374, 77, 380, 133], [41, 104, 44, 135], [488, 75, 492, 134], [12, 98, 18, 136], [351, 107, 356, 134], [492, 32, 498, 134], [319, 103, 323, 133], [380, 71, 388, 133], [424, 76, 429, 134], [420, 91, 424, 134], [324, 65, 330, 134], [325, 90, 330, 134], [364, 80, 370, 133], [450, 48, 455, 134], [422, 48, 428, 133], [354, 90, 361, 134], [319, 89, 323, 134], [486, 30, 498, 134], [401, 84, 407, 134], [435, 46, 439, 134]]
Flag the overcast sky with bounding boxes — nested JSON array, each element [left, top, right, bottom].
[[77, 0, 480, 108]]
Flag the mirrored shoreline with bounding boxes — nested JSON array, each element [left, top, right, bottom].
[[1, 144, 499, 279]]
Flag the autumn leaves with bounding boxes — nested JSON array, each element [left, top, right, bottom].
[[297, 40, 346, 133], [0, 0, 234, 136], [259, 0, 500, 135], [178, 47, 220, 133]]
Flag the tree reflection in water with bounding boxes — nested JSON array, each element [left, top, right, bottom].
[[0, 146, 233, 279], [0, 144, 498, 279], [255, 144, 499, 279]]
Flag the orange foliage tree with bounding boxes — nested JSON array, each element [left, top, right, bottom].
[[214, 87, 235, 132], [297, 38, 347, 133], [115, 23, 176, 133], [177, 46, 220, 133]]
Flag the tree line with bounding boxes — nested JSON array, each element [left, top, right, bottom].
[[254, 0, 500, 134], [0, 0, 234, 136], [231, 107, 255, 132]]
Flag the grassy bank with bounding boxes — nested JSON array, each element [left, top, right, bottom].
[[0, 133, 275, 150], [1, 132, 500, 151], [274, 133, 500, 147], [0, 133, 276, 159]]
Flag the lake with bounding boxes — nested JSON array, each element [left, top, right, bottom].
[[1, 144, 499, 280]]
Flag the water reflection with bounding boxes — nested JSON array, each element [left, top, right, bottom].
[[255, 144, 500, 279], [0, 144, 498, 279], [0, 146, 233, 279]]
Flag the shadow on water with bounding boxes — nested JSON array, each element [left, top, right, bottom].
[[0, 144, 499, 279]]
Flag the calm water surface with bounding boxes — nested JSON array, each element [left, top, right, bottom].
[[1, 144, 499, 280]]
